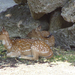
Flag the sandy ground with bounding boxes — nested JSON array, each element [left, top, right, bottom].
[[0, 61, 75, 75]]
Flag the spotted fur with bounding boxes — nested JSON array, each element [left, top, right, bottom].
[[0, 27, 53, 60], [27, 26, 55, 47]]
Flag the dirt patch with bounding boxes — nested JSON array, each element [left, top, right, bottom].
[[0, 45, 75, 75], [0, 61, 75, 75]]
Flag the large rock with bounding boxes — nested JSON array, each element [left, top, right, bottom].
[[0, 4, 49, 38], [27, 0, 68, 19], [13, 0, 27, 4], [49, 8, 73, 32], [0, 0, 16, 12], [61, 0, 75, 22], [53, 24, 75, 50]]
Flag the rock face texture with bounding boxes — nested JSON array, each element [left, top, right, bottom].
[[14, 0, 27, 4], [61, 0, 75, 22], [0, 0, 75, 49], [54, 24, 75, 50], [27, 0, 68, 19], [0, 4, 49, 38], [49, 8, 73, 32]]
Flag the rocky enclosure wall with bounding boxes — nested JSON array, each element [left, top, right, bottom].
[[0, 0, 75, 50]]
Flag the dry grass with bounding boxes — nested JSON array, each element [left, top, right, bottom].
[[0, 45, 75, 66], [0, 45, 75, 75]]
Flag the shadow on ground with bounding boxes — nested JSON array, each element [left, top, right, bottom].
[[0, 44, 75, 69]]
